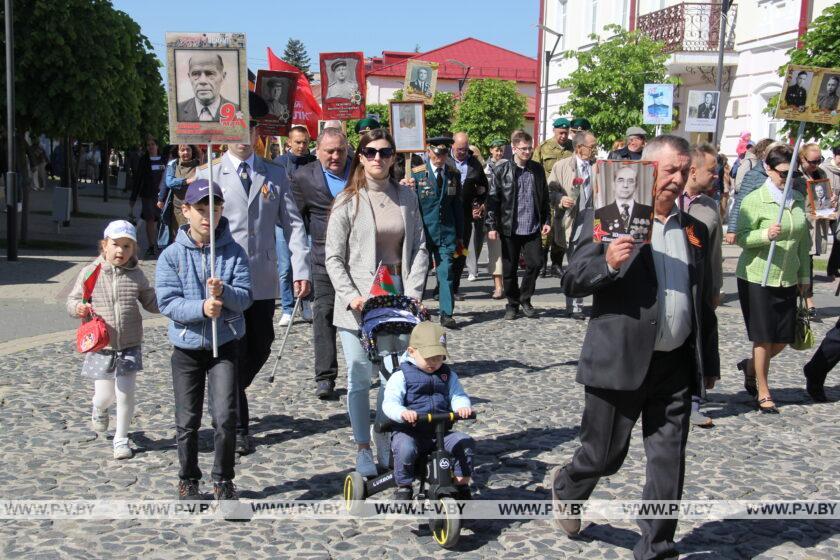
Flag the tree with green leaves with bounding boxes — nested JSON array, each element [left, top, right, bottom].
[[558, 24, 676, 150], [452, 79, 526, 153], [765, 4, 840, 147], [282, 38, 314, 82]]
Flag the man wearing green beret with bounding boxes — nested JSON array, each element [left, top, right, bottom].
[[569, 117, 592, 136], [533, 118, 574, 178], [355, 117, 380, 135]]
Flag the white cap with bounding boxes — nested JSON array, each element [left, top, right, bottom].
[[103, 220, 137, 242]]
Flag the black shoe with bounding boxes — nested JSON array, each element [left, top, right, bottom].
[[738, 359, 757, 397], [453, 293, 466, 302], [394, 486, 413, 501], [521, 302, 537, 318], [454, 485, 472, 501], [806, 380, 829, 403], [440, 314, 457, 329], [213, 480, 239, 501], [809, 307, 821, 322], [235, 434, 254, 456], [540, 266, 549, 278], [550, 265, 564, 277], [571, 311, 586, 321], [178, 479, 201, 500], [504, 306, 519, 320], [757, 397, 780, 414], [316, 380, 336, 400]]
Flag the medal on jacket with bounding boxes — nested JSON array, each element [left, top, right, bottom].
[[261, 181, 276, 201]]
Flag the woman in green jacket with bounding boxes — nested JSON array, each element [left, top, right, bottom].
[[735, 144, 810, 414]]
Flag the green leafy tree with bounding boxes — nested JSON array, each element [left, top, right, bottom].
[[558, 24, 676, 150], [453, 79, 526, 152], [282, 38, 314, 82], [765, 4, 840, 147]]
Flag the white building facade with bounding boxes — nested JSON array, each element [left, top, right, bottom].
[[538, 0, 838, 157]]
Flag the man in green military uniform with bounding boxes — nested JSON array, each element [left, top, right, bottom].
[[533, 117, 573, 178], [569, 117, 592, 137], [410, 136, 464, 329]]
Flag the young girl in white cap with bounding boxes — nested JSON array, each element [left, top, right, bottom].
[[66, 220, 159, 459]]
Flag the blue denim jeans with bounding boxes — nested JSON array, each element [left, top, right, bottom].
[[391, 430, 474, 486], [275, 225, 294, 314]]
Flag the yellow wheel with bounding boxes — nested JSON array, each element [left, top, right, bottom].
[[430, 497, 461, 549], [343, 472, 366, 516]]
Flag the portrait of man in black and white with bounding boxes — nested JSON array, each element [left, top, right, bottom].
[[175, 51, 240, 122], [409, 67, 432, 96], [784, 70, 810, 109], [696, 92, 718, 119], [263, 77, 290, 122], [817, 74, 839, 112], [398, 104, 417, 129], [813, 182, 830, 211], [594, 164, 653, 243], [325, 59, 358, 100]]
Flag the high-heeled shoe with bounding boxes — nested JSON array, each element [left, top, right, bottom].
[[757, 397, 779, 414], [737, 359, 757, 397]]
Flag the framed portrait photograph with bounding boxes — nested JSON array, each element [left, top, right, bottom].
[[815, 73, 840, 114], [320, 52, 366, 120], [592, 160, 657, 244], [806, 178, 835, 219], [318, 120, 347, 135], [403, 60, 439, 104], [775, 64, 840, 125], [255, 70, 297, 137], [389, 101, 426, 153], [166, 32, 250, 144], [643, 83, 674, 126], [685, 90, 720, 133]]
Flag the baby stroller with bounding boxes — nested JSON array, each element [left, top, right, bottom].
[[358, 295, 429, 471]]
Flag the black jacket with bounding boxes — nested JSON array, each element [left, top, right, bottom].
[[448, 155, 489, 224], [607, 146, 643, 161], [485, 159, 550, 237], [562, 209, 719, 395]]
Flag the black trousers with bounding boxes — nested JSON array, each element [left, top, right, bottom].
[[501, 232, 542, 307], [312, 271, 338, 384], [554, 345, 692, 560], [236, 299, 276, 435], [804, 317, 840, 387], [171, 341, 238, 482]]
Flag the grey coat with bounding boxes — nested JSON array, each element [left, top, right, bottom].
[[196, 153, 311, 301], [325, 182, 429, 331]]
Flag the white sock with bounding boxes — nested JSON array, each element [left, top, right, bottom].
[[114, 374, 137, 441]]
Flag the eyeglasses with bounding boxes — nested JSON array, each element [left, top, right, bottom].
[[359, 146, 395, 160], [805, 156, 825, 165], [514, 146, 533, 152], [771, 167, 790, 180]]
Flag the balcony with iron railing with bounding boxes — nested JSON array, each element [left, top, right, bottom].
[[637, 2, 737, 53]]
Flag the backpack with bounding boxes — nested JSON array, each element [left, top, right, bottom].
[[729, 159, 741, 179]]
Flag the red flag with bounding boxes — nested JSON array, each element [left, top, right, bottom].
[[267, 48, 322, 138], [82, 264, 102, 303], [369, 265, 399, 297]]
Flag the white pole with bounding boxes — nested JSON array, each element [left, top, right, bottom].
[[761, 120, 807, 287], [208, 142, 219, 357], [655, 124, 662, 137]]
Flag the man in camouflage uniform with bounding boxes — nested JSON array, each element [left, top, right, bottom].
[[533, 118, 573, 178]]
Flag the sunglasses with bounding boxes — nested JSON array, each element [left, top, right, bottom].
[[771, 167, 790, 180], [805, 156, 825, 165], [360, 146, 395, 160]]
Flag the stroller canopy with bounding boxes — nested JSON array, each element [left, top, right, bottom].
[[359, 295, 430, 362]]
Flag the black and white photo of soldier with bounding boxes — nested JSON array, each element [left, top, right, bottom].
[[594, 164, 653, 242], [263, 77, 290, 123], [325, 59, 358, 100], [784, 70, 810, 109], [696, 92, 718, 119], [817, 74, 839, 112], [175, 52, 240, 122], [398, 105, 417, 129], [409, 66, 432, 97]]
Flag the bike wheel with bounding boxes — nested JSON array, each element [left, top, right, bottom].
[[343, 472, 366, 516], [430, 497, 461, 549]]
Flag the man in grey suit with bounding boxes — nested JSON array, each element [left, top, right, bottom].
[[196, 93, 311, 455], [176, 52, 239, 122], [550, 135, 719, 560]]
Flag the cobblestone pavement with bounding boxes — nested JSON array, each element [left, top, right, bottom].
[[1, 299, 839, 560]]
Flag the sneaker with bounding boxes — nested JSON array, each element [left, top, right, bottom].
[[394, 486, 413, 501], [113, 438, 133, 460], [301, 301, 314, 322], [278, 313, 292, 327], [521, 302, 537, 318], [315, 380, 336, 400], [213, 480, 239, 501], [548, 466, 581, 536], [235, 434, 254, 456], [467, 274, 477, 282], [440, 314, 457, 329], [371, 426, 391, 470], [178, 479, 201, 500], [91, 406, 109, 432], [356, 448, 378, 478]]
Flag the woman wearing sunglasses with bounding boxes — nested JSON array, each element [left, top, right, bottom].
[[735, 143, 811, 414], [325, 129, 429, 477]]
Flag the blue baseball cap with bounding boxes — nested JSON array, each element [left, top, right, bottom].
[[184, 178, 224, 205]]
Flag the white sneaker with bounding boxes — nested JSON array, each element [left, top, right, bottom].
[[301, 301, 313, 322], [356, 448, 378, 477], [278, 313, 292, 327], [371, 426, 391, 470], [91, 406, 109, 432], [113, 438, 133, 460], [467, 274, 477, 282]]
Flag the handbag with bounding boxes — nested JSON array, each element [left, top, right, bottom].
[[157, 190, 174, 248], [75, 264, 110, 353], [791, 296, 814, 351]]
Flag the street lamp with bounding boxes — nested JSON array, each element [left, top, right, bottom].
[[537, 24, 563, 143], [446, 58, 471, 96]]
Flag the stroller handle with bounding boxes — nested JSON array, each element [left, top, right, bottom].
[[375, 411, 477, 433]]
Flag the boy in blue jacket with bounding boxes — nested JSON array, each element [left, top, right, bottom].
[[156, 179, 252, 501], [382, 321, 474, 501]]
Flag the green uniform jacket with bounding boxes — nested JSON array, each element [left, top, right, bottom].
[[412, 162, 464, 251], [533, 138, 573, 178]]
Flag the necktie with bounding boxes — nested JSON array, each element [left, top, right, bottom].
[[239, 162, 251, 194], [435, 168, 443, 190], [621, 204, 630, 229], [199, 107, 213, 121]]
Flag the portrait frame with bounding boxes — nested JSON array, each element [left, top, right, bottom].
[[592, 159, 658, 244], [403, 60, 439, 105], [685, 90, 720, 133], [317, 120, 347, 135], [319, 51, 366, 120], [389, 101, 426, 153], [643, 83, 674, 126], [166, 32, 250, 144], [806, 178, 835, 219], [255, 70, 297, 137], [776, 64, 840, 125]]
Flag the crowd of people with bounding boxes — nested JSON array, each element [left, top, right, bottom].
[[62, 94, 840, 558]]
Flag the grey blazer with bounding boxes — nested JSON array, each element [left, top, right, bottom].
[[196, 153, 310, 301], [325, 182, 429, 331]]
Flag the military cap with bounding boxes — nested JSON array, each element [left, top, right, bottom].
[[626, 126, 647, 138], [265, 77, 284, 89], [427, 135, 454, 155], [571, 117, 591, 131], [489, 138, 506, 147], [355, 117, 381, 134], [331, 59, 347, 71], [552, 118, 570, 129]]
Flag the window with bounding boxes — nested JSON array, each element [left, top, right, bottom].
[[555, 0, 567, 48], [590, 0, 599, 34]]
